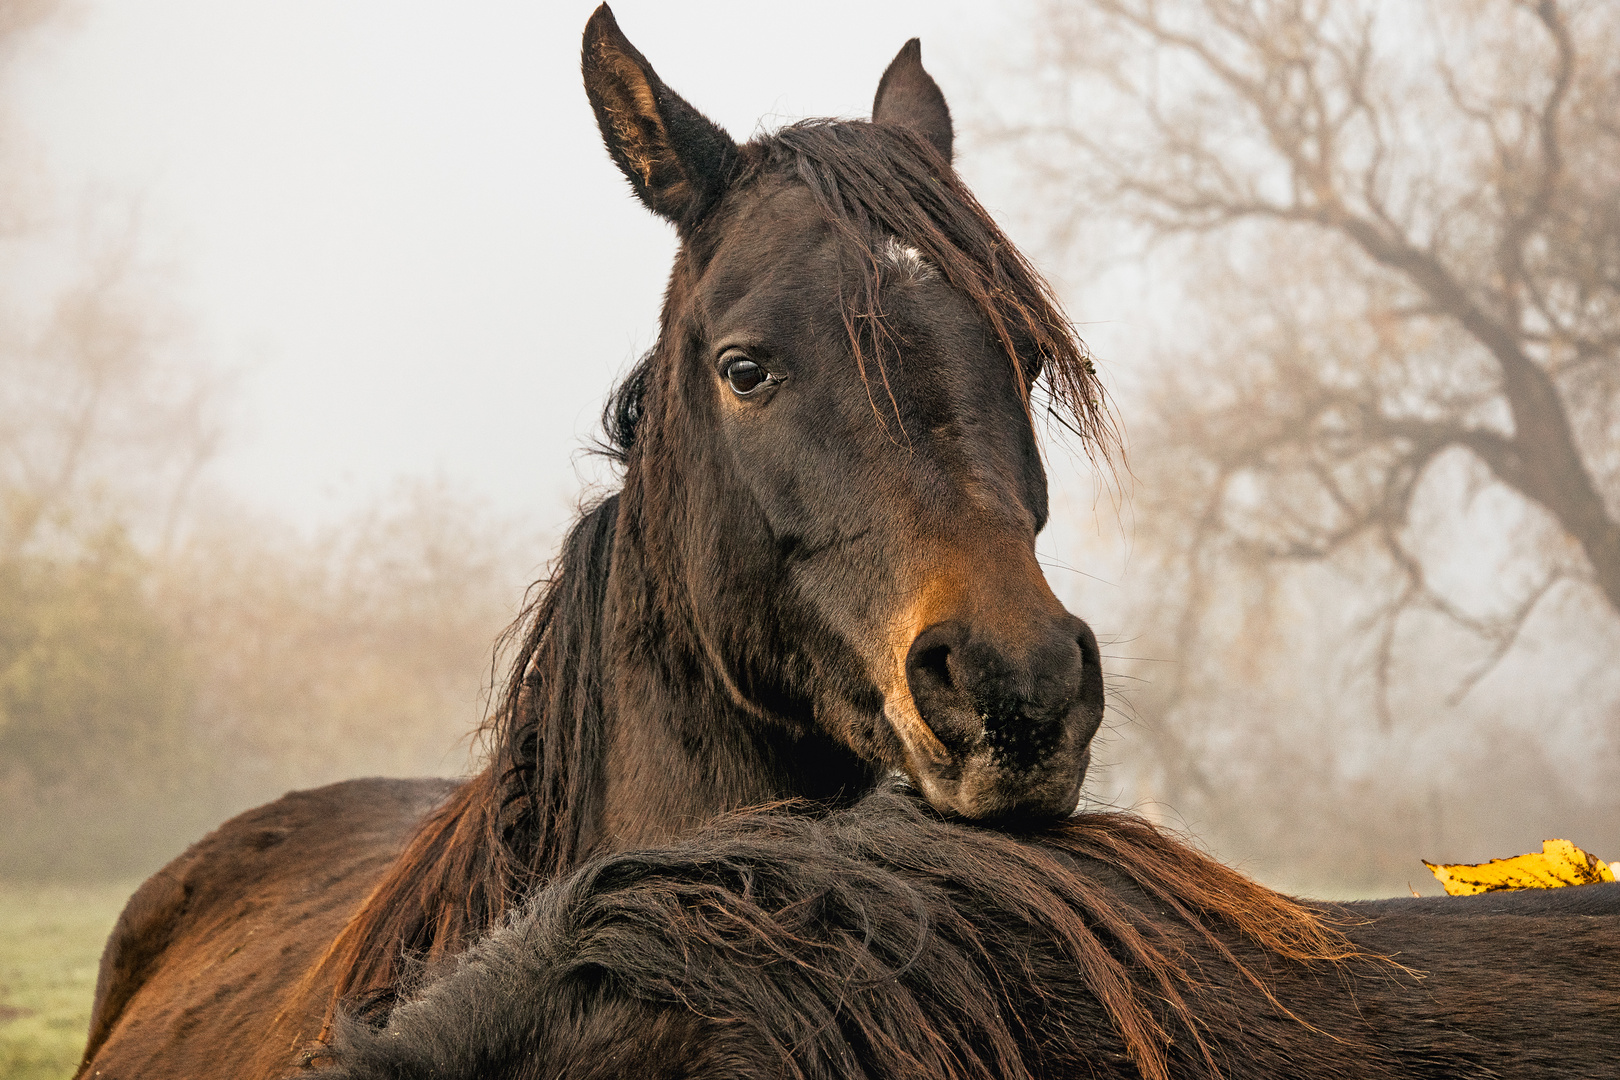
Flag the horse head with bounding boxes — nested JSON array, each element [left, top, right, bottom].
[[583, 5, 1112, 822]]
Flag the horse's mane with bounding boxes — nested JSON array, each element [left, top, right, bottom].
[[325, 792, 1383, 1080], [314, 117, 1119, 1025]]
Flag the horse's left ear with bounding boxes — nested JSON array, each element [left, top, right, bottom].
[[872, 39, 953, 164], [582, 4, 738, 230]]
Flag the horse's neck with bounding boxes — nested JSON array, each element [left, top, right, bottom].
[[585, 528, 878, 853], [594, 662, 876, 851]]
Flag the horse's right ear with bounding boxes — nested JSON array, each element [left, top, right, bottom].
[[582, 5, 737, 231]]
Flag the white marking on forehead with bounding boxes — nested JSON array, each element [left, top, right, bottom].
[[879, 236, 938, 284]]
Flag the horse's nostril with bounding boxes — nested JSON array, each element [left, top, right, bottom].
[[913, 643, 952, 690], [905, 622, 976, 752], [1070, 619, 1104, 711], [1075, 624, 1099, 664], [906, 623, 969, 697]]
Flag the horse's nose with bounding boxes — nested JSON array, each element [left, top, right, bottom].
[[905, 615, 1101, 774]]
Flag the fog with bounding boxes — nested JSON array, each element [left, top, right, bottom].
[[9, 0, 1009, 529], [2, 0, 1615, 899]]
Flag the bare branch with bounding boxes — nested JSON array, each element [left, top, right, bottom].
[[1444, 568, 1566, 705], [1495, 0, 1574, 316]]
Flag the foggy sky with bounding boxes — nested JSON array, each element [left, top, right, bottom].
[[11, 0, 1033, 537]]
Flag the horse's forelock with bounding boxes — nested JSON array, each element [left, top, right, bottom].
[[756, 120, 1119, 465]]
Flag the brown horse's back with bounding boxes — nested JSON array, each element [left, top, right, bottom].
[[77, 777, 456, 1080]]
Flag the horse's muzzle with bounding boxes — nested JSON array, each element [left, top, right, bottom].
[[900, 615, 1103, 819]]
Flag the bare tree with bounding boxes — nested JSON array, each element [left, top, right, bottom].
[[1003, 0, 1620, 717], [0, 0, 222, 559], [0, 227, 224, 557]]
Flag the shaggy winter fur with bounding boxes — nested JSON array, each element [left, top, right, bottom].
[[327, 793, 1620, 1080]]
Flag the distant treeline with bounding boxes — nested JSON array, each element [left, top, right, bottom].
[[0, 488, 532, 880]]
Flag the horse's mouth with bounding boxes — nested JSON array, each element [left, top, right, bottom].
[[886, 700, 1099, 820]]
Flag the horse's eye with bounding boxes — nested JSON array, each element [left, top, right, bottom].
[[724, 357, 770, 396]]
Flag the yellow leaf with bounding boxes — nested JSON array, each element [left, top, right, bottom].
[[1424, 839, 1616, 896]]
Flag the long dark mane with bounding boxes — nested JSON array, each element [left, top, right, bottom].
[[316, 118, 1118, 1019], [326, 793, 1378, 1080]]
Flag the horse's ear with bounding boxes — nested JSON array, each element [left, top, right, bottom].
[[582, 4, 738, 230], [872, 39, 953, 164]]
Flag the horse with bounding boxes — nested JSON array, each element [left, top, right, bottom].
[[322, 790, 1620, 1080], [75, 7, 1118, 1077]]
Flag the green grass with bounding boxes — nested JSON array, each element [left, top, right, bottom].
[[0, 881, 135, 1080]]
